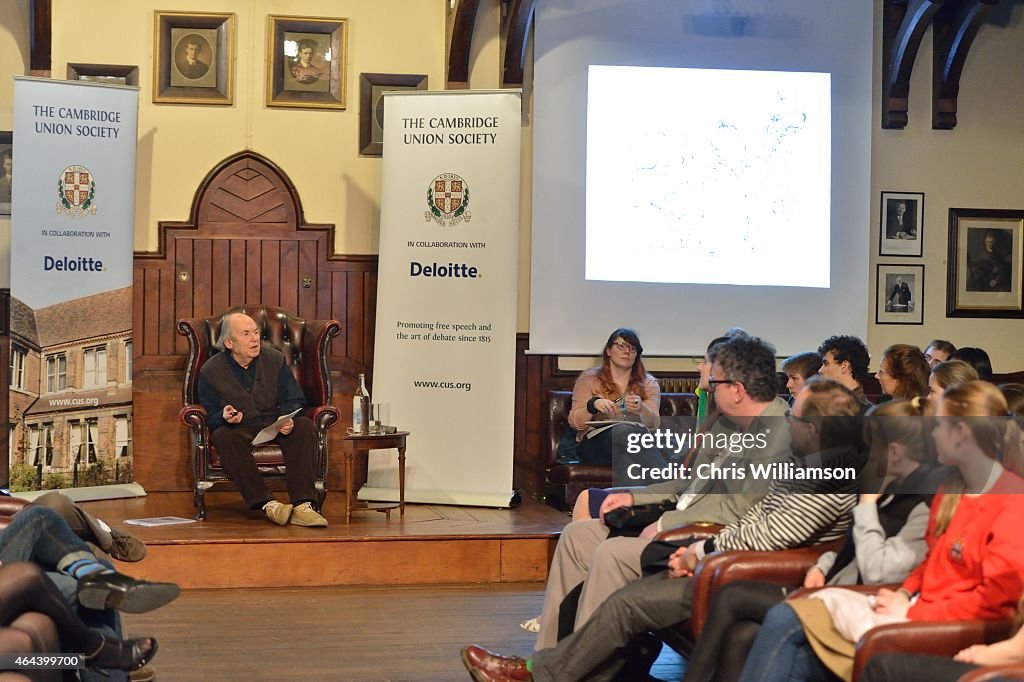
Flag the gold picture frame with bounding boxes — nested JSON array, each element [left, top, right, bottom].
[[153, 11, 235, 105], [359, 73, 428, 156], [946, 208, 1024, 318], [266, 15, 347, 109]]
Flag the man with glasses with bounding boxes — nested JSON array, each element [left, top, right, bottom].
[[923, 339, 956, 368], [462, 378, 862, 682], [527, 335, 793, 654]]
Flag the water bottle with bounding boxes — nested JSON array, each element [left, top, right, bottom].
[[353, 373, 370, 433]]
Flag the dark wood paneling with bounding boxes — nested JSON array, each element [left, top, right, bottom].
[[133, 151, 377, 491]]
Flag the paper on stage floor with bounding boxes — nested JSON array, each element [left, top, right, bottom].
[[251, 409, 302, 445], [124, 516, 196, 527]]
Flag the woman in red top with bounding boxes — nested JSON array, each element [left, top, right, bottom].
[[739, 380, 1024, 682]]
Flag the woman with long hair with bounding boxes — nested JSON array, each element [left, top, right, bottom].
[[739, 381, 1024, 682], [928, 359, 979, 396], [681, 398, 938, 682], [567, 328, 660, 466], [875, 344, 930, 400]]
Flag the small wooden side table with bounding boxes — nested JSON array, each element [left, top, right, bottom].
[[341, 431, 409, 523]]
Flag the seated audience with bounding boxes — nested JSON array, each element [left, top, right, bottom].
[[739, 380, 1024, 682], [923, 339, 956, 368], [929, 360, 979, 396], [783, 351, 823, 399], [950, 346, 994, 382], [1000, 383, 1024, 416], [681, 397, 939, 682], [817, 335, 873, 408], [461, 378, 862, 682], [198, 311, 328, 527], [875, 344, 930, 400], [528, 335, 792, 653], [0, 562, 157, 673]]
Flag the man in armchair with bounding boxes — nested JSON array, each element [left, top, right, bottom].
[[198, 312, 328, 527]]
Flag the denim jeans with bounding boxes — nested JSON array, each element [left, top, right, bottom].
[[0, 506, 96, 568], [739, 602, 838, 682]]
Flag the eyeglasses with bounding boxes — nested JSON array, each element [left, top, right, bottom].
[[707, 379, 736, 390], [785, 409, 812, 424], [612, 341, 638, 354]]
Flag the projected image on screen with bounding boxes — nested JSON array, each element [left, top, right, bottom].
[[586, 65, 831, 288]]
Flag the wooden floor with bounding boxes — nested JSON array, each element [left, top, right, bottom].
[[79, 492, 564, 588], [123, 583, 686, 682]]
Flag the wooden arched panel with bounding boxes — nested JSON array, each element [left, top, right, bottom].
[[133, 151, 377, 491]]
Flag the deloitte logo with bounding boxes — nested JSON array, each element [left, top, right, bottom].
[[43, 255, 105, 272]]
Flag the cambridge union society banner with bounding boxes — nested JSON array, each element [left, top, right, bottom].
[[8, 78, 138, 492], [364, 90, 521, 507]]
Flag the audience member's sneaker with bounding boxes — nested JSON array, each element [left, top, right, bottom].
[[519, 616, 540, 633], [290, 502, 328, 527], [110, 529, 147, 562], [263, 500, 293, 526]]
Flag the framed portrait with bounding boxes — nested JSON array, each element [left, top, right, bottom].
[[67, 63, 140, 86], [946, 208, 1024, 318], [359, 73, 428, 156], [876, 264, 924, 325], [153, 11, 235, 105], [266, 15, 347, 109], [879, 191, 924, 257], [0, 131, 11, 217]]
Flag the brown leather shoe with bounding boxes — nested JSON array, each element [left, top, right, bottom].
[[460, 645, 532, 681]]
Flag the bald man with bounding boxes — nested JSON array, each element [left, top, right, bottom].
[[197, 312, 327, 527]]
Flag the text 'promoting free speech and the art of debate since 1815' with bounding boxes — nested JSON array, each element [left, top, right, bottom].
[[394, 320, 492, 344]]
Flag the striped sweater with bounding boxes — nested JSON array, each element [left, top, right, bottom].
[[694, 451, 859, 558]]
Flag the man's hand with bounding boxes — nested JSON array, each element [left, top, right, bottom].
[[873, 588, 910, 617], [667, 544, 699, 579], [223, 405, 243, 424], [277, 418, 294, 435], [803, 567, 826, 588], [598, 492, 635, 521]]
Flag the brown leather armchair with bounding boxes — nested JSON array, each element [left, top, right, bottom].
[[653, 522, 841, 656], [544, 390, 699, 507], [960, 664, 1024, 681], [177, 305, 342, 519], [786, 584, 1017, 681]]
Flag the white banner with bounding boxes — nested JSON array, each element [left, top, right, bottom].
[[363, 90, 521, 507], [8, 78, 138, 492]]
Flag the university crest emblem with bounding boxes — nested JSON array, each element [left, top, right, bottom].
[[425, 173, 471, 226], [56, 165, 97, 217]]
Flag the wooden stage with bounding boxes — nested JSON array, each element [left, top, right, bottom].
[[78, 492, 564, 590]]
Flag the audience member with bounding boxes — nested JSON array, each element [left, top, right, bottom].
[[682, 397, 939, 682], [0, 506, 180, 615], [950, 346, 994, 382], [740, 380, 1024, 682], [461, 379, 862, 682], [929, 360, 979, 396], [817, 336, 872, 408], [782, 351, 822, 399], [875, 344, 929, 400], [0, 562, 157, 673], [529, 336, 792, 652], [923, 339, 956, 368]]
